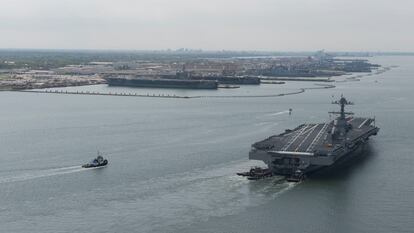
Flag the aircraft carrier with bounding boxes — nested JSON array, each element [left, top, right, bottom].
[[249, 96, 379, 176], [105, 76, 218, 89]]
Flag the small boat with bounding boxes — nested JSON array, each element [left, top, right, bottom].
[[286, 170, 305, 182], [237, 166, 273, 180], [82, 152, 108, 168]]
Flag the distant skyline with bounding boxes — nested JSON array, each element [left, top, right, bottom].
[[1, 0, 413, 51]]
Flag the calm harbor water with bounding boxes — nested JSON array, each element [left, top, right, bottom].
[[0, 56, 413, 233]]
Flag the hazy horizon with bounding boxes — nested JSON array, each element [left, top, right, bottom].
[[1, 0, 413, 51]]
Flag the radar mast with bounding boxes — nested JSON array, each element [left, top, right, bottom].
[[329, 95, 354, 140]]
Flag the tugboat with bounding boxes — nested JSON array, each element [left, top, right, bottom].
[[82, 152, 108, 168], [286, 170, 305, 182], [237, 167, 273, 180]]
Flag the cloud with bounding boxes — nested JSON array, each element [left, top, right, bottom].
[[0, 0, 413, 51]]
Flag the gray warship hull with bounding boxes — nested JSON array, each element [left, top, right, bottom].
[[106, 77, 218, 89], [249, 98, 379, 176], [190, 76, 261, 85]]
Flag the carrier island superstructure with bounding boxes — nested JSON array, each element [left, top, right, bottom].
[[249, 96, 379, 175]]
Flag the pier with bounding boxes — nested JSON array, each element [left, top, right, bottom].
[[14, 83, 335, 99], [17, 89, 191, 99]]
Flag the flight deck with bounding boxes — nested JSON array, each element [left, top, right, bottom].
[[252, 117, 375, 154]]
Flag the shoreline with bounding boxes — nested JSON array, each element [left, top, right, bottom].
[[3, 64, 392, 99]]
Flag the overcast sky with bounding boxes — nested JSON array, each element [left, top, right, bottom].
[[0, 0, 413, 51]]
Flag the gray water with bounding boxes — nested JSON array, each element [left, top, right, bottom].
[[0, 56, 413, 233]]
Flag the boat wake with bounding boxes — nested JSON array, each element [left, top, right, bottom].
[[268, 110, 290, 116], [112, 160, 299, 233], [0, 165, 99, 184]]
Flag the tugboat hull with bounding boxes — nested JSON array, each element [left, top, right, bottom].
[[82, 160, 108, 168]]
